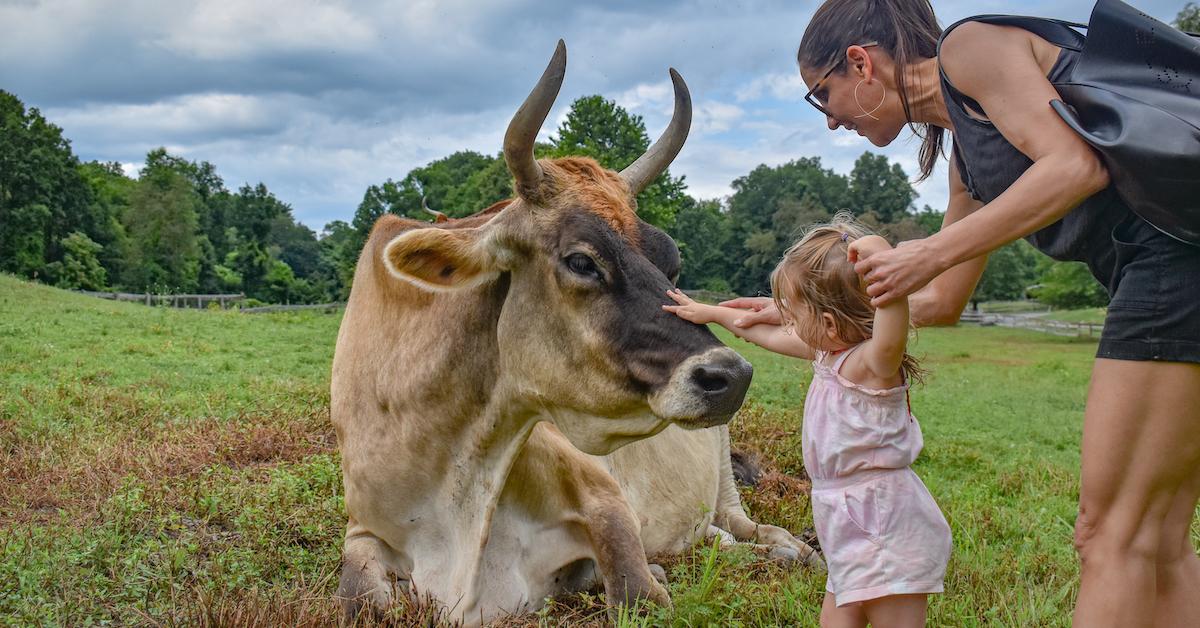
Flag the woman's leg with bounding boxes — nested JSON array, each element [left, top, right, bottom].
[[820, 592, 867, 628], [1152, 466, 1200, 627], [861, 593, 928, 628], [1072, 359, 1200, 628]]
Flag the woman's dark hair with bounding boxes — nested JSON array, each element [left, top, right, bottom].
[[798, 0, 943, 180]]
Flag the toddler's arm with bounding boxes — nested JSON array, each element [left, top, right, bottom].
[[663, 289, 815, 359], [848, 236, 910, 379]]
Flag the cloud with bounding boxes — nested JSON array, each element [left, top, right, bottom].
[[1, 0, 1186, 229]]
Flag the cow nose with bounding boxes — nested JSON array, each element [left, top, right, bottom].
[[691, 364, 732, 395], [689, 352, 753, 421]]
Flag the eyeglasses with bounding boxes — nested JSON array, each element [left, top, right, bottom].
[[804, 42, 878, 118]]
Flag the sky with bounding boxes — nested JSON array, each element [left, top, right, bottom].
[[0, 0, 1188, 231]]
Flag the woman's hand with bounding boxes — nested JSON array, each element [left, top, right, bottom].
[[852, 238, 947, 307], [717, 296, 782, 328], [846, 234, 892, 262], [662, 289, 718, 324]]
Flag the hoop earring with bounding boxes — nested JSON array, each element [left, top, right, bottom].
[[853, 79, 886, 120]]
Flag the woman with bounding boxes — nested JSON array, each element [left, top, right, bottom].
[[724, 0, 1200, 625]]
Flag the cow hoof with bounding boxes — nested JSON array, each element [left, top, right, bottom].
[[647, 580, 672, 609], [768, 546, 800, 564], [648, 563, 668, 586]]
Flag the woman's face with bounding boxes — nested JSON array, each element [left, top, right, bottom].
[[800, 47, 907, 147]]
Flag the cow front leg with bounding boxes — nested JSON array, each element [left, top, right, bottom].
[[712, 428, 824, 568], [336, 521, 407, 624], [583, 503, 671, 610]]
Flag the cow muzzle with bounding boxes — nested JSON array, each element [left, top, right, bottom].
[[649, 347, 753, 428]]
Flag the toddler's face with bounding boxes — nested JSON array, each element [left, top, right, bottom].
[[784, 305, 845, 352]]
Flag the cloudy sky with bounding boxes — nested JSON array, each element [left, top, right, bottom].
[[0, 0, 1187, 231]]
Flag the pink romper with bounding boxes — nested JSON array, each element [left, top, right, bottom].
[[804, 346, 951, 606]]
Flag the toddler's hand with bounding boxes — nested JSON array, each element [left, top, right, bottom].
[[847, 234, 892, 264], [662, 289, 714, 324]]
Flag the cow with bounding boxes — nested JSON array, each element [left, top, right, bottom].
[[331, 40, 820, 626]]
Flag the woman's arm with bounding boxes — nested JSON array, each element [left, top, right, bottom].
[[848, 236, 910, 378], [662, 290, 815, 360], [856, 23, 1108, 307], [908, 156, 989, 326]]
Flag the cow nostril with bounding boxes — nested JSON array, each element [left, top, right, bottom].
[[691, 365, 730, 395]]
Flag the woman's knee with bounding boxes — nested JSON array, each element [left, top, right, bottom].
[[1073, 495, 1170, 565]]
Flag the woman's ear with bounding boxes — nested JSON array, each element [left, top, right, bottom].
[[846, 45, 875, 82]]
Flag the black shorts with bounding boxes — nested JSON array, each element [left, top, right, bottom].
[[1097, 215, 1200, 364]]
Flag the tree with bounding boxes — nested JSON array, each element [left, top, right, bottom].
[[0, 90, 95, 278], [1176, 3, 1200, 32], [726, 158, 847, 293], [267, 212, 323, 280], [121, 162, 202, 292], [549, 95, 689, 229], [45, 231, 107, 290], [1033, 261, 1109, 309], [78, 161, 134, 285], [913, 205, 945, 234], [668, 198, 734, 291], [318, 220, 359, 300], [847, 152, 915, 224], [971, 239, 1040, 308]]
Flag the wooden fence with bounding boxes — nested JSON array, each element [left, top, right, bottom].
[[77, 291, 245, 309], [958, 310, 1103, 338], [239, 303, 344, 314]]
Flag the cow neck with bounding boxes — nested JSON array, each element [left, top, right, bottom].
[[433, 387, 542, 613]]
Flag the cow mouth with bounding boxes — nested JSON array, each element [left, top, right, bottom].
[[648, 348, 753, 428]]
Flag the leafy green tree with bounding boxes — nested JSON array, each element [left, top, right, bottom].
[[318, 220, 359, 300], [1, 204, 51, 277], [121, 163, 202, 292], [0, 90, 95, 278], [549, 95, 688, 229], [230, 241, 271, 299], [267, 212, 323, 280], [262, 259, 298, 304], [443, 157, 513, 214], [78, 161, 134, 285], [138, 149, 235, 292], [1176, 2, 1200, 31], [913, 205, 945, 234], [726, 158, 848, 293], [971, 239, 1040, 308], [45, 231, 107, 290], [668, 198, 734, 290], [847, 152, 915, 224], [1033, 261, 1109, 309]]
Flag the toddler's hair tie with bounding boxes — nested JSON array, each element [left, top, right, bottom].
[[840, 232, 850, 242]]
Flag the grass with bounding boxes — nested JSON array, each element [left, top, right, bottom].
[[1, 275, 1190, 626]]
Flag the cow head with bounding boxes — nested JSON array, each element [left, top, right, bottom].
[[380, 41, 751, 454]]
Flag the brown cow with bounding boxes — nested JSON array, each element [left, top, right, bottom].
[[331, 40, 820, 626]]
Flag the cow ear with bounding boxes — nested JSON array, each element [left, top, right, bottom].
[[382, 227, 499, 291]]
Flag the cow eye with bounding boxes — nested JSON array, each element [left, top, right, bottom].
[[565, 253, 600, 279]]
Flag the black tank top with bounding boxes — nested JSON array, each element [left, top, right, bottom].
[[940, 44, 1128, 285]]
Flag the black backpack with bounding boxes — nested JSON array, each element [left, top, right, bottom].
[[940, 0, 1200, 246]]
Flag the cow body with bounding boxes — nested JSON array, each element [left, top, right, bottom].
[[332, 42, 817, 626]]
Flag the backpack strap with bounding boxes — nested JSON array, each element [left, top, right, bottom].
[[938, 13, 1087, 116]]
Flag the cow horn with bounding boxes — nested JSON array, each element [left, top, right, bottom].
[[503, 39, 566, 201], [620, 68, 691, 198], [420, 196, 448, 223]]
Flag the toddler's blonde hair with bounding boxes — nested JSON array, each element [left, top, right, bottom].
[[769, 211, 925, 384]]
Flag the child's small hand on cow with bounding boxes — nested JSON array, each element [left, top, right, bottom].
[[662, 289, 716, 325]]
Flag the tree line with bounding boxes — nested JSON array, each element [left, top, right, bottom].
[[1, 89, 1107, 309]]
